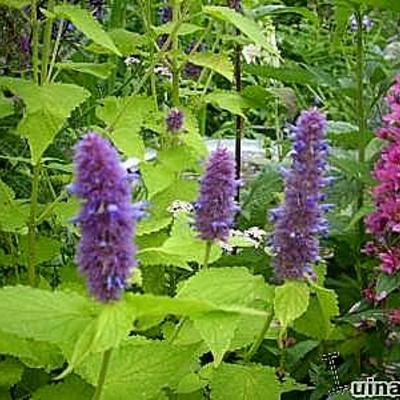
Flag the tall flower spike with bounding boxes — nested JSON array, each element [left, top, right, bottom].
[[270, 108, 330, 280], [195, 147, 239, 242], [365, 76, 400, 275], [73, 132, 142, 302]]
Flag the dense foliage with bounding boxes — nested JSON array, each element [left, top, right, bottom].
[[0, 0, 400, 399]]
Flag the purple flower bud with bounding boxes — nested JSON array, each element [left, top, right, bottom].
[[195, 147, 239, 242], [270, 108, 330, 280], [73, 132, 144, 302], [166, 108, 184, 133]]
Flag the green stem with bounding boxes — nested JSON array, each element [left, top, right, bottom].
[[243, 311, 273, 362], [30, 0, 39, 84], [203, 241, 212, 269], [92, 349, 112, 400], [47, 19, 64, 82], [171, 0, 180, 106], [168, 317, 186, 344], [27, 163, 40, 287], [41, 0, 55, 83], [355, 10, 366, 216]]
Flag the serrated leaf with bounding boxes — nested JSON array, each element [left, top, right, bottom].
[[19, 236, 60, 266], [211, 363, 300, 400], [294, 285, 339, 340], [33, 375, 94, 399], [77, 339, 200, 400], [0, 331, 63, 370], [187, 52, 233, 81], [96, 96, 154, 159], [0, 78, 90, 163], [0, 286, 99, 344], [177, 267, 271, 364], [274, 281, 310, 327], [245, 64, 333, 86], [54, 5, 121, 56], [0, 0, 29, 9], [0, 358, 24, 386], [138, 213, 221, 269], [56, 62, 115, 79], [140, 162, 175, 198], [204, 6, 273, 50], [205, 91, 249, 117], [0, 95, 14, 118], [154, 22, 203, 36]]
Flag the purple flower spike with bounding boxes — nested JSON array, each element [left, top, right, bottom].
[[73, 132, 142, 302], [166, 108, 184, 133], [195, 147, 239, 242], [366, 76, 400, 275], [270, 108, 330, 280]]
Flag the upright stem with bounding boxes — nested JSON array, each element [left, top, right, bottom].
[[243, 311, 273, 362], [30, 0, 39, 84], [203, 241, 212, 269], [41, 0, 55, 82], [234, 30, 243, 202], [171, 0, 180, 106], [355, 10, 366, 217], [92, 349, 112, 400], [27, 163, 40, 287]]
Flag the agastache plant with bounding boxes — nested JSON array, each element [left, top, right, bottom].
[[72, 132, 145, 302], [270, 108, 330, 280], [195, 147, 239, 243], [366, 76, 400, 275]]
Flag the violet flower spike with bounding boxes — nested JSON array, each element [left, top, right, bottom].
[[195, 147, 239, 242], [72, 132, 143, 302], [166, 108, 184, 133], [270, 108, 330, 280]]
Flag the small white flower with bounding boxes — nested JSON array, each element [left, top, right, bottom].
[[124, 56, 140, 66], [219, 240, 234, 254], [167, 200, 194, 215], [242, 44, 261, 64], [154, 65, 172, 78]]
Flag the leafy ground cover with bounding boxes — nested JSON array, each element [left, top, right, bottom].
[[0, 0, 400, 399]]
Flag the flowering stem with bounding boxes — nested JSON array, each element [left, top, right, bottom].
[[27, 163, 40, 287], [243, 311, 273, 362], [171, 0, 180, 106], [30, 0, 39, 84], [234, 30, 243, 202], [92, 348, 112, 400], [203, 241, 212, 269], [355, 10, 366, 222], [41, 0, 55, 83]]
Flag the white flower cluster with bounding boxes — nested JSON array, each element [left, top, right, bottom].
[[167, 200, 194, 215]]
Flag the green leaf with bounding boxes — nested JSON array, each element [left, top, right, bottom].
[[187, 53, 233, 81], [342, 0, 400, 12], [56, 62, 115, 79], [211, 363, 299, 400], [59, 301, 133, 378], [177, 267, 271, 364], [0, 78, 90, 163], [245, 64, 333, 86], [138, 213, 221, 270], [253, 5, 318, 24], [205, 91, 249, 117], [0, 0, 29, 9], [294, 285, 339, 340], [0, 286, 98, 344], [153, 22, 203, 36], [0, 179, 29, 233], [33, 375, 94, 400], [137, 179, 198, 236], [274, 281, 310, 327], [0, 358, 24, 387], [376, 270, 400, 296], [0, 95, 14, 119], [54, 5, 121, 56], [203, 6, 273, 51], [19, 236, 60, 266], [285, 340, 320, 369], [140, 162, 175, 198], [96, 96, 154, 159], [77, 339, 201, 400], [0, 331, 63, 370]]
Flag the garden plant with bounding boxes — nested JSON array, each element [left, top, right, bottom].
[[0, 0, 400, 399]]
